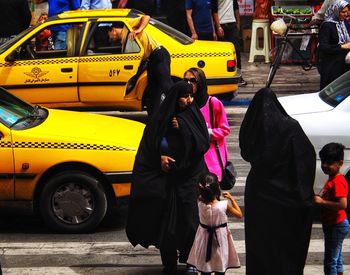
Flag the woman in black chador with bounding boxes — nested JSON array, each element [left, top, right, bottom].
[[239, 88, 316, 275], [126, 81, 210, 274]]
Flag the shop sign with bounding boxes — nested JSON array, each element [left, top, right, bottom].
[[238, 0, 254, 16]]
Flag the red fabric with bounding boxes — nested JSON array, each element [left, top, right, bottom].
[[253, 0, 271, 19], [35, 29, 51, 51], [320, 174, 348, 225], [117, 0, 128, 8]]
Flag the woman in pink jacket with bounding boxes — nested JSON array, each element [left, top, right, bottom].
[[184, 68, 230, 182]]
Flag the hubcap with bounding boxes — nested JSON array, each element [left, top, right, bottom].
[[52, 182, 94, 224]]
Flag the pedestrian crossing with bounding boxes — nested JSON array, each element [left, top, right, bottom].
[[4, 265, 350, 275], [1, 235, 350, 274], [1, 235, 350, 255]]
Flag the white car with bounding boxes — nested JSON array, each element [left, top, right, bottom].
[[278, 71, 350, 192]]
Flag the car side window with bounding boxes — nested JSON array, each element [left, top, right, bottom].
[[10, 23, 84, 61], [84, 21, 140, 56]]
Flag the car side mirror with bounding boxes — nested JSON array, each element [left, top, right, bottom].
[[5, 51, 16, 62]]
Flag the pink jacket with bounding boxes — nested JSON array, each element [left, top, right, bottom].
[[200, 96, 230, 181]]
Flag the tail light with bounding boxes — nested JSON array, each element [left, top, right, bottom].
[[227, 60, 236, 72]]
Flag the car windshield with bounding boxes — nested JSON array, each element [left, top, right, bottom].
[[149, 18, 193, 45], [0, 25, 37, 55], [0, 88, 47, 129], [319, 70, 350, 107]]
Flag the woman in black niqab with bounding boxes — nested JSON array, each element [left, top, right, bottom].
[[239, 88, 316, 275], [126, 81, 210, 272]]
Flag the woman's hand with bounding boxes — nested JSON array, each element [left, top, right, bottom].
[[161, 155, 176, 172], [172, 117, 179, 129]]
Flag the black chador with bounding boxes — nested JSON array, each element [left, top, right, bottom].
[[239, 88, 316, 275], [126, 81, 209, 267]]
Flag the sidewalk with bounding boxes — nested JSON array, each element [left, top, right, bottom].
[[232, 52, 320, 103]]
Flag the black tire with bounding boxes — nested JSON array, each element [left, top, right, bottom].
[[39, 171, 107, 233]]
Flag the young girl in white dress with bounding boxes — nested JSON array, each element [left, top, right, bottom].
[[187, 172, 242, 275]]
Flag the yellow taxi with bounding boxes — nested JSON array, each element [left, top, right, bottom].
[[0, 9, 239, 111], [0, 87, 144, 233]]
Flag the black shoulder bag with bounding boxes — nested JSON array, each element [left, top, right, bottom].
[[209, 97, 237, 190]]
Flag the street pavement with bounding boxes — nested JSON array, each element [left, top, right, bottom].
[[229, 52, 320, 105]]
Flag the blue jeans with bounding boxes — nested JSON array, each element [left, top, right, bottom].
[[52, 31, 67, 50], [323, 218, 349, 275]]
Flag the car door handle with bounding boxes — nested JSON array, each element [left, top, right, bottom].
[[61, 68, 73, 73], [124, 65, 133, 70]]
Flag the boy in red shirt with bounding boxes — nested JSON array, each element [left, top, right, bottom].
[[314, 142, 349, 275]]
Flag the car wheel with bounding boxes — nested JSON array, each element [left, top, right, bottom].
[[39, 171, 107, 233]]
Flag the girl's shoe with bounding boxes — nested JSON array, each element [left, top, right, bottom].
[[186, 264, 198, 274]]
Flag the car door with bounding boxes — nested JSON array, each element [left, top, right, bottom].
[[0, 19, 86, 105], [0, 122, 14, 200], [78, 19, 144, 103]]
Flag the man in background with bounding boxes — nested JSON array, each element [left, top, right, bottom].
[[213, 0, 247, 86], [80, 0, 112, 10], [108, 15, 173, 115], [81, 0, 112, 48], [165, 0, 189, 35], [0, 0, 31, 45], [186, 0, 217, 41], [117, 0, 154, 15], [48, 0, 80, 49]]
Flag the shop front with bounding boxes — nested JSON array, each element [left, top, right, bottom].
[[241, 0, 321, 63]]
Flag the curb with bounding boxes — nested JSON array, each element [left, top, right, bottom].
[[222, 98, 252, 107]]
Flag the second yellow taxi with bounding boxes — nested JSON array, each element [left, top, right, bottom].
[[0, 87, 144, 233]]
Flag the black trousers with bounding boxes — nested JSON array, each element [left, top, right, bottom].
[[145, 46, 173, 115], [219, 22, 242, 69]]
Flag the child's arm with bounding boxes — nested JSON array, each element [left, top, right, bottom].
[[222, 191, 243, 219], [314, 195, 347, 210]]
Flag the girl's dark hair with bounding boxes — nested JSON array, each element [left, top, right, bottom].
[[198, 172, 221, 204], [319, 142, 345, 163]]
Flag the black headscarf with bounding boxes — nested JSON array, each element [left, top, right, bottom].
[[186, 67, 209, 108], [126, 81, 210, 248], [239, 88, 316, 206]]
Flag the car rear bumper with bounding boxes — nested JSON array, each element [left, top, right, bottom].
[[207, 74, 241, 85], [104, 171, 132, 198]]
